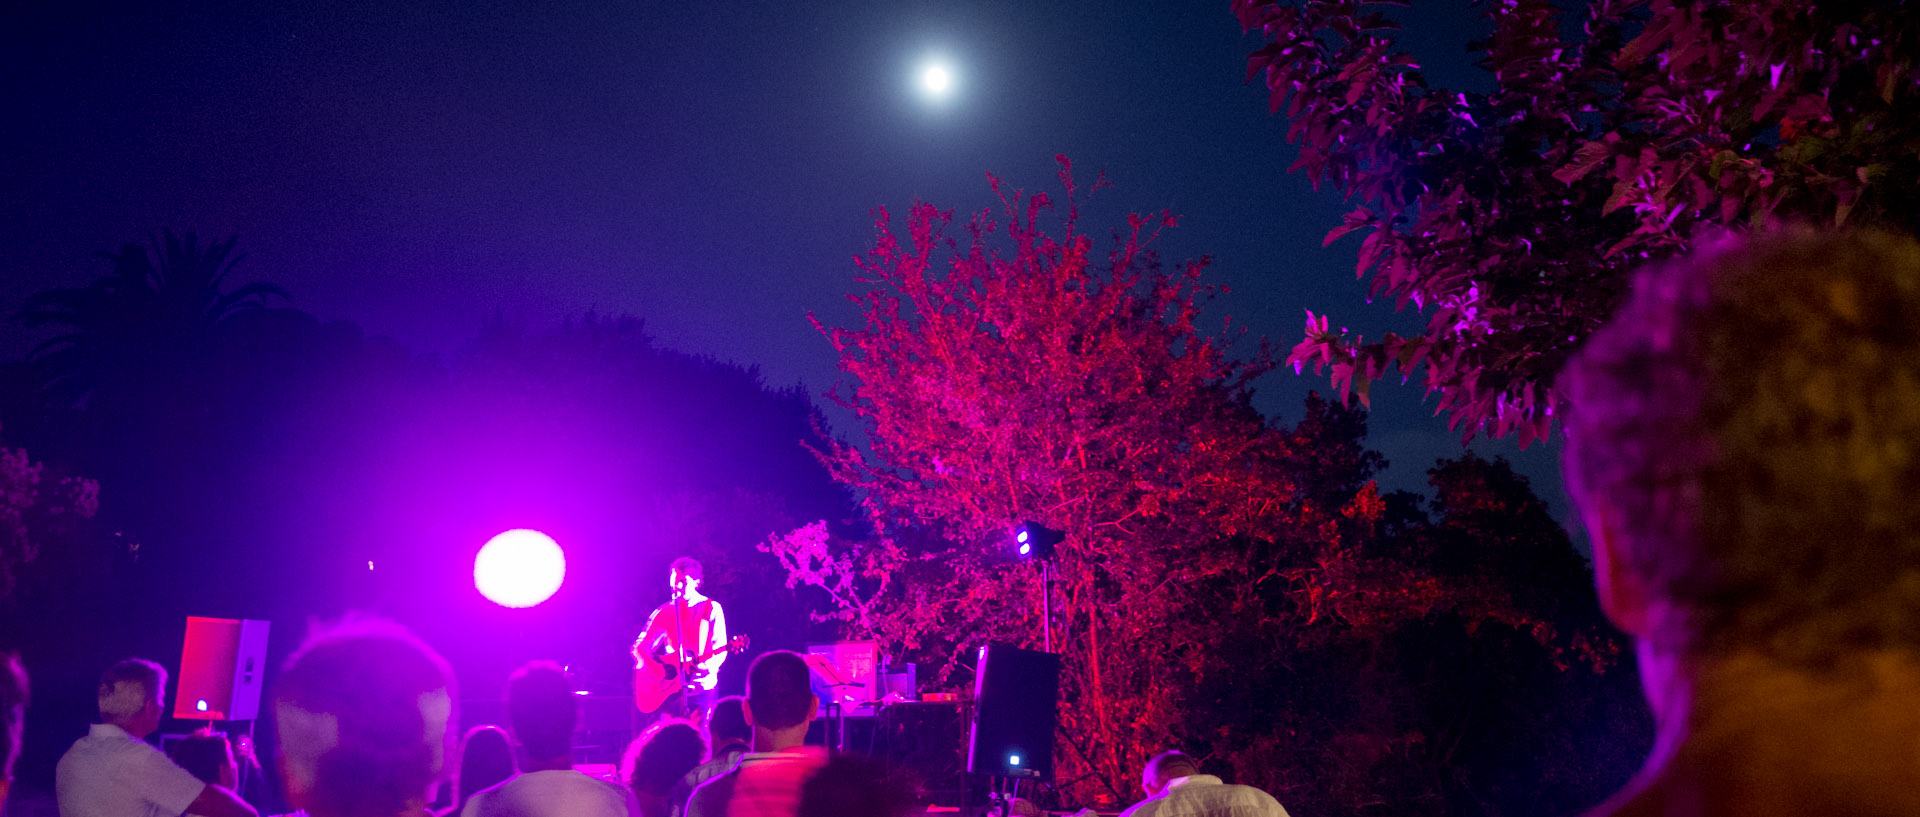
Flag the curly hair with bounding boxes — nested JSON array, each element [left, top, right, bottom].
[[274, 617, 456, 817], [621, 719, 706, 796], [1562, 228, 1920, 665]]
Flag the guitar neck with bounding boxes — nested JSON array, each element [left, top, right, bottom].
[[664, 643, 727, 665]]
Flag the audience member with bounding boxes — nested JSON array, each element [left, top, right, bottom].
[[56, 658, 256, 817], [1119, 751, 1287, 817], [795, 753, 922, 817], [1, 652, 26, 810], [442, 726, 515, 817], [461, 661, 636, 817], [683, 651, 825, 817], [678, 697, 750, 794], [274, 618, 456, 817], [1563, 228, 1920, 816], [619, 720, 704, 817], [227, 732, 280, 816], [169, 728, 240, 788]]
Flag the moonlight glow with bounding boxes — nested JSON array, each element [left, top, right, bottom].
[[474, 529, 566, 608], [918, 61, 954, 99]]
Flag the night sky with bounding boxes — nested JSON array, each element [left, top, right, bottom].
[[1, 1, 1569, 518]]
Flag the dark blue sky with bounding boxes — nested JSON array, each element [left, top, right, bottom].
[[0, 0, 1571, 520]]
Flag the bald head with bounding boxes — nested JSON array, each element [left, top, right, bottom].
[[1142, 751, 1199, 796], [97, 659, 166, 738]]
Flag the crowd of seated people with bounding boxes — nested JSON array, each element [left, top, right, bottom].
[[15, 627, 933, 817], [16, 226, 1916, 817]]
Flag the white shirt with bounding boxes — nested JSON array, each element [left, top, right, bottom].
[[460, 769, 637, 817], [640, 596, 728, 692], [1118, 774, 1290, 817], [55, 723, 207, 817]]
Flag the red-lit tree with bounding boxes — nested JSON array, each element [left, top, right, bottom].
[[1235, 0, 1920, 443], [779, 160, 1640, 810], [799, 158, 1296, 801]]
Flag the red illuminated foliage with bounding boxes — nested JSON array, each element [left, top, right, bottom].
[[1236, 0, 1920, 443], [0, 431, 97, 599], [784, 161, 1644, 811], [803, 158, 1295, 800]]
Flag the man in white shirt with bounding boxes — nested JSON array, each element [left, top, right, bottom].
[[683, 651, 825, 817], [462, 661, 636, 817], [55, 658, 256, 817], [1118, 752, 1288, 817], [633, 558, 729, 727]]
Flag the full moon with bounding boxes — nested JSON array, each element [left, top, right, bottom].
[[919, 62, 953, 98]]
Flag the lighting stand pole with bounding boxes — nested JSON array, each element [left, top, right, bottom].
[[1041, 559, 1053, 654]]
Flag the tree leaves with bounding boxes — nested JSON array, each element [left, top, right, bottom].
[[0, 434, 98, 599], [791, 162, 1643, 810], [1239, 0, 1920, 442]]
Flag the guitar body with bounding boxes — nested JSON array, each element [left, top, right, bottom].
[[632, 658, 691, 715], [633, 635, 749, 714]]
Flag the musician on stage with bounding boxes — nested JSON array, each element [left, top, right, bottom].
[[633, 557, 729, 725]]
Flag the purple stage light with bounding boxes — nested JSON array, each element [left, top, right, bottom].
[[475, 529, 566, 608]]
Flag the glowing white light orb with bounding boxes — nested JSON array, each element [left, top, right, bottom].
[[920, 62, 953, 97], [475, 529, 565, 608]]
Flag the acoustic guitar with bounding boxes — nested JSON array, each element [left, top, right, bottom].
[[633, 634, 749, 714]]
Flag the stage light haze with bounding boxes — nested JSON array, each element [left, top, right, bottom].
[[474, 529, 566, 608]]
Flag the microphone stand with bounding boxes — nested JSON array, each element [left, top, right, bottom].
[[672, 578, 692, 717]]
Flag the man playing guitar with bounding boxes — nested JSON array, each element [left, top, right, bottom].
[[633, 557, 730, 725]]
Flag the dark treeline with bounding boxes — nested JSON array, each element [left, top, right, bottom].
[[0, 233, 1651, 815], [0, 235, 856, 791]]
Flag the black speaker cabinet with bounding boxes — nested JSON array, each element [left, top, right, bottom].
[[966, 644, 1059, 779], [879, 701, 970, 806]]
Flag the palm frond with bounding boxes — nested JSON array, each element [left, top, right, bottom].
[[13, 230, 293, 405]]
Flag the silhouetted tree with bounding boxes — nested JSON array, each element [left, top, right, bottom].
[[4, 243, 865, 783], [431, 313, 853, 670], [14, 230, 288, 404]]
